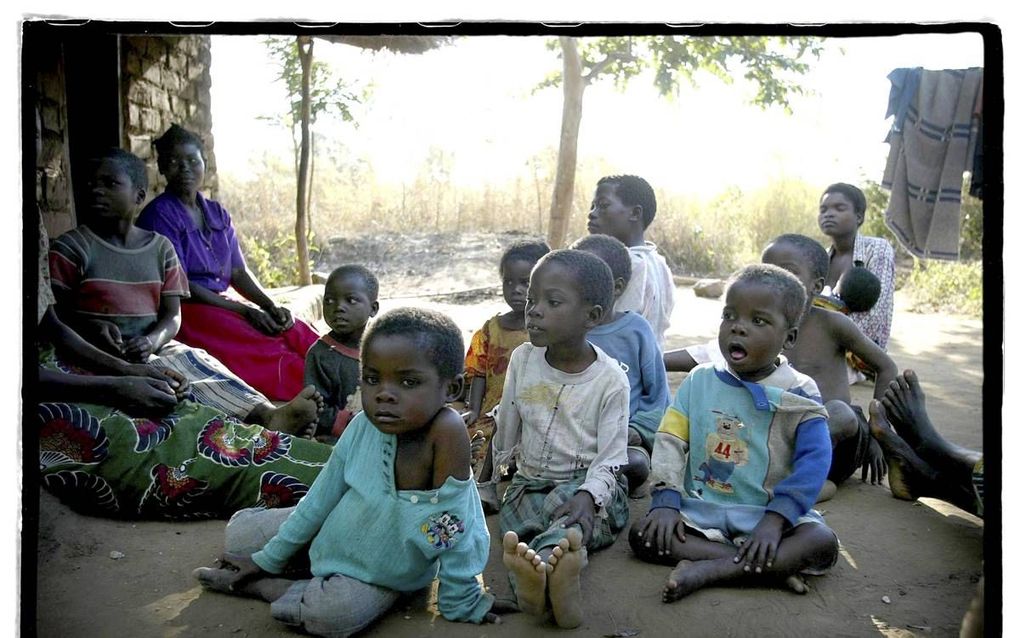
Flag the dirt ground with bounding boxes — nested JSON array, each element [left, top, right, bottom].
[[29, 233, 988, 637]]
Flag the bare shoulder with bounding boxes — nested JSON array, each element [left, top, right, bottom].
[[429, 407, 472, 483]]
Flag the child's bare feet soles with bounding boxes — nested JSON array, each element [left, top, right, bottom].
[[546, 527, 587, 629], [868, 400, 936, 500], [192, 566, 236, 593], [267, 386, 323, 434], [502, 531, 547, 617]]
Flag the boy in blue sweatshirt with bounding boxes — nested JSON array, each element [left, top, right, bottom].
[[630, 264, 838, 602]]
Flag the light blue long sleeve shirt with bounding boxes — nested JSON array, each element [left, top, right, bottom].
[[252, 412, 494, 623]]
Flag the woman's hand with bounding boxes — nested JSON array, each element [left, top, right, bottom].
[[264, 304, 294, 331], [107, 376, 180, 415], [243, 306, 282, 334], [551, 490, 596, 545]]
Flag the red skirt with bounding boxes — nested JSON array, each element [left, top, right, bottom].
[[177, 301, 320, 401]]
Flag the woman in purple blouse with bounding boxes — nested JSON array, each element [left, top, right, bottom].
[[137, 124, 319, 401]]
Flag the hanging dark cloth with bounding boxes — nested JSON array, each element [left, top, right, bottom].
[[881, 67, 983, 260]]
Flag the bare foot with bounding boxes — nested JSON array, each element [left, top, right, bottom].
[[501, 531, 547, 617], [662, 560, 702, 603], [192, 565, 237, 593], [266, 386, 323, 434], [868, 400, 936, 500], [880, 370, 935, 450], [546, 527, 587, 629]]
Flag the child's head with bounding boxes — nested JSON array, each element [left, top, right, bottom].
[[818, 182, 866, 237], [153, 124, 206, 192], [526, 249, 614, 349], [719, 264, 806, 381], [85, 148, 148, 222], [323, 264, 380, 340], [499, 239, 551, 314], [570, 233, 632, 301], [835, 266, 881, 313], [761, 234, 828, 299], [588, 175, 657, 244], [360, 307, 465, 435]]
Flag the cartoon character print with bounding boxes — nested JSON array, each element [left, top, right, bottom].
[[129, 413, 179, 452], [693, 411, 749, 495], [138, 458, 215, 519], [256, 472, 311, 509], [38, 403, 110, 470], [197, 417, 291, 467], [42, 470, 119, 516], [421, 511, 465, 549]]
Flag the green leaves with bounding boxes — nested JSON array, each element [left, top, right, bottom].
[[540, 35, 824, 112]]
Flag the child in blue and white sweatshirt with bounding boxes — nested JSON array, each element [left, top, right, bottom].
[[629, 264, 839, 603]]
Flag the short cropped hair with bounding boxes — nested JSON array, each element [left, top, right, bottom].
[[771, 233, 829, 281], [727, 263, 807, 328], [93, 147, 148, 192], [535, 249, 615, 312], [570, 234, 632, 287], [838, 266, 882, 313], [326, 264, 380, 301], [822, 182, 867, 223], [499, 239, 551, 276], [153, 124, 206, 171], [362, 307, 464, 380], [596, 174, 657, 228]]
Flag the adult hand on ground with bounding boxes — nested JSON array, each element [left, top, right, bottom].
[[636, 507, 686, 556], [552, 490, 596, 545], [736, 511, 786, 574], [861, 436, 888, 486], [243, 306, 282, 334], [123, 335, 154, 362], [265, 304, 294, 331]]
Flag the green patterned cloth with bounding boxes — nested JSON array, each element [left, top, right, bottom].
[[37, 345, 330, 520]]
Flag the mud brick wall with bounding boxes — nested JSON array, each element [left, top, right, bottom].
[[121, 35, 219, 200]]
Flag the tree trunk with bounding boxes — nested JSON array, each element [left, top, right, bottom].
[[547, 36, 585, 249], [295, 36, 313, 286]]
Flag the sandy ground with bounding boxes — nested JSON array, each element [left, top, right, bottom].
[[29, 236, 987, 637]]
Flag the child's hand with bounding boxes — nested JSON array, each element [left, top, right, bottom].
[[123, 335, 154, 362], [635, 507, 685, 557], [219, 551, 265, 592], [87, 319, 124, 356], [861, 436, 888, 485], [551, 490, 596, 545], [735, 511, 786, 574], [109, 376, 180, 415]]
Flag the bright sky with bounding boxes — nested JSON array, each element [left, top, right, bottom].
[[210, 32, 985, 198]]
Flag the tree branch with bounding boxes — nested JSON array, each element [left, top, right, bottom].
[[582, 51, 637, 86]]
